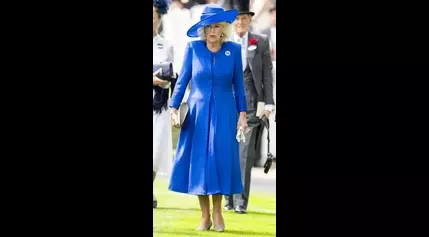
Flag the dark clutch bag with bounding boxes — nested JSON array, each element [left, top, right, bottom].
[[153, 62, 174, 81]]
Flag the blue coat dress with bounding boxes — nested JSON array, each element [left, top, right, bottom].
[[168, 40, 247, 195]]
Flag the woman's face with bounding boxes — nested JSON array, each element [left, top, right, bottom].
[[204, 23, 223, 44], [153, 6, 160, 33]]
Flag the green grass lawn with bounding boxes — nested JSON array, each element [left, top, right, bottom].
[[153, 177, 276, 236]]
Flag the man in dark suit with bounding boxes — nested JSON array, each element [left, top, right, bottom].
[[224, 4, 275, 214]]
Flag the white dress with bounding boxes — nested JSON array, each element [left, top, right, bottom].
[[162, 6, 193, 74], [153, 34, 174, 175]]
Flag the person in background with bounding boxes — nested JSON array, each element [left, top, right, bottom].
[[190, 0, 227, 28], [261, 4, 275, 60], [224, 3, 274, 214], [153, 0, 175, 209], [168, 4, 248, 232], [180, 0, 199, 9], [248, 0, 274, 33], [162, 0, 193, 73], [258, 3, 276, 165]]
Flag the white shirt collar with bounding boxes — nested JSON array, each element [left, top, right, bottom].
[[233, 32, 248, 44]]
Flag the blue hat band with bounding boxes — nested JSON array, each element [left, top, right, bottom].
[[186, 5, 238, 38]]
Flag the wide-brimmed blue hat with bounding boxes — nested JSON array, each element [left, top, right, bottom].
[[187, 4, 238, 38]]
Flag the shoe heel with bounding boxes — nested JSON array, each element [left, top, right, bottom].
[[214, 224, 225, 232], [196, 221, 212, 231]]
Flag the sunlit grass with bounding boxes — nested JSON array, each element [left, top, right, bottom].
[[153, 177, 276, 236]]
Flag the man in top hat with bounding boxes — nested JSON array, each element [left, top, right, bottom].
[[223, 0, 249, 11], [224, 4, 274, 214]]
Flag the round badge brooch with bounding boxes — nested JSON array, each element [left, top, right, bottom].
[[225, 50, 231, 56]]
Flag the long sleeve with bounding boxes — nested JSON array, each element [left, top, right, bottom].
[[232, 43, 247, 113], [169, 42, 193, 109], [260, 34, 275, 106], [160, 43, 175, 89]]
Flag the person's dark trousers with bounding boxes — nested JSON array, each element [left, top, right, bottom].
[[153, 171, 157, 208], [224, 110, 263, 213]]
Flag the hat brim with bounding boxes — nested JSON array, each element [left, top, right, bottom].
[[238, 11, 255, 16], [187, 9, 239, 38]]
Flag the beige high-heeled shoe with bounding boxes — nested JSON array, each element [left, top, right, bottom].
[[213, 223, 225, 232], [212, 213, 225, 232], [196, 221, 212, 231]]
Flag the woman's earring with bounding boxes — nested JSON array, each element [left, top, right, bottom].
[[221, 33, 224, 37]]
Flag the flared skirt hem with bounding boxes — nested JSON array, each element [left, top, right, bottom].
[[168, 186, 243, 196]]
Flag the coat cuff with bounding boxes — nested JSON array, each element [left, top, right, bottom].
[[160, 82, 171, 89], [264, 104, 275, 112]]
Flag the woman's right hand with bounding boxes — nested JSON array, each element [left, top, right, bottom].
[[153, 69, 169, 87], [237, 112, 248, 131], [153, 76, 165, 86], [170, 108, 180, 128]]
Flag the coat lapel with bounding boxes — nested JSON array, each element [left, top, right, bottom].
[[246, 31, 257, 71]]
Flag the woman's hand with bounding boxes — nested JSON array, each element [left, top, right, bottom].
[[170, 108, 180, 128], [153, 76, 168, 86], [237, 112, 248, 131], [153, 70, 169, 87]]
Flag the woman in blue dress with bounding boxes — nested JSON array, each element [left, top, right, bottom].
[[168, 4, 248, 232]]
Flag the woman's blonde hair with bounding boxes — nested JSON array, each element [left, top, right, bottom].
[[197, 22, 232, 44]]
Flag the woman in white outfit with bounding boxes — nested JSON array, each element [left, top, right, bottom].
[[162, 0, 193, 74], [153, 0, 175, 208]]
